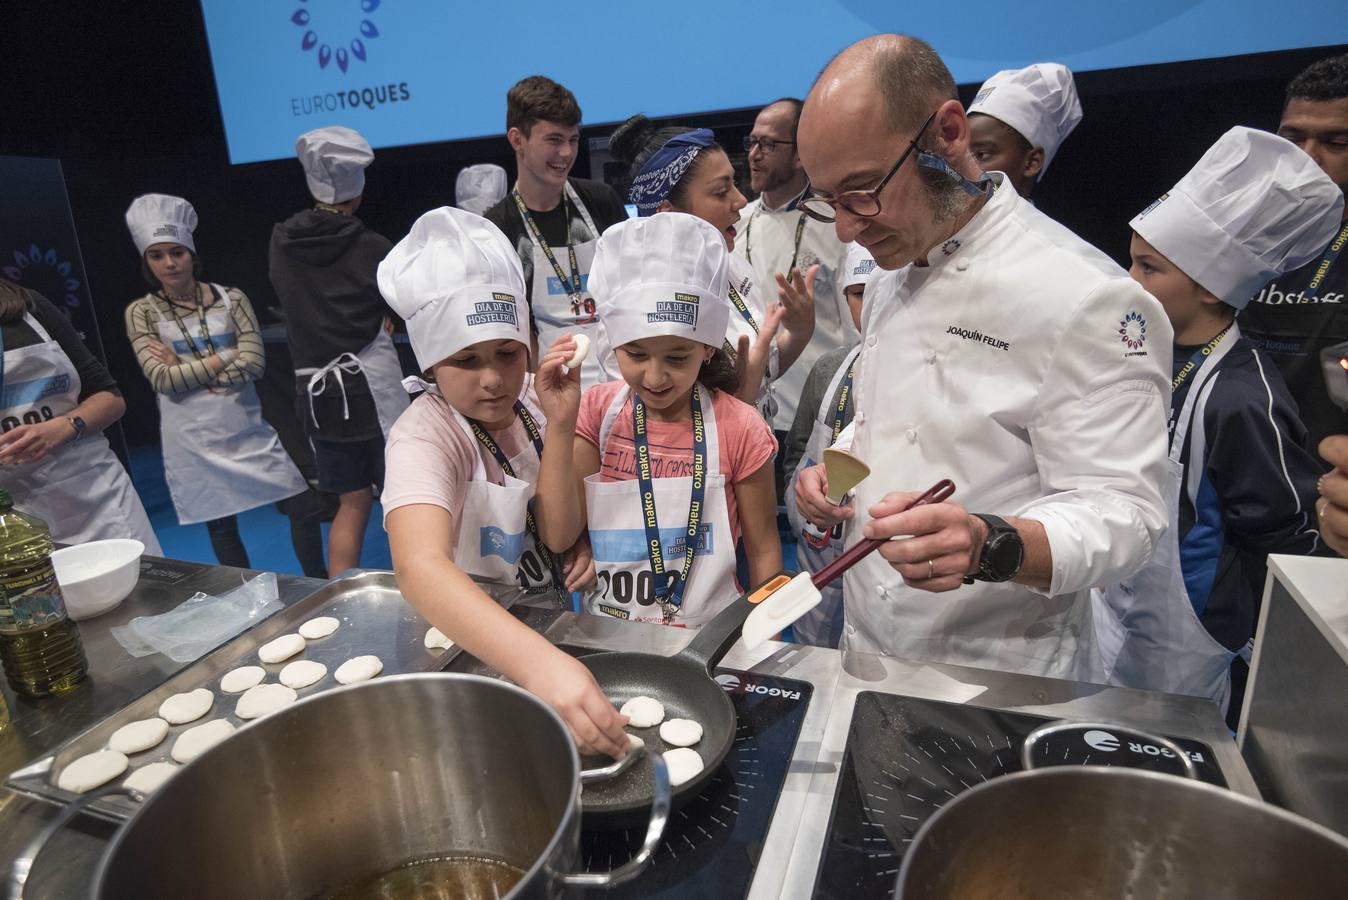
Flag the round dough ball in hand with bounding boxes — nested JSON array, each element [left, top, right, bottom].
[[220, 666, 266, 694], [258, 633, 306, 664], [298, 616, 340, 640], [171, 720, 235, 764], [124, 762, 178, 796], [334, 655, 383, 684], [562, 333, 591, 373], [662, 747, 705, 787], [619, 696, 665, 728], [57, 750, 129, 793], [659, 718, 703, 748], [158, 688, 214, 725], [235, 683, 298, 720], [108, 717, 170, 754], [279, 659, 327, 689]]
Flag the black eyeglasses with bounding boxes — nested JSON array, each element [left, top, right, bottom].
[[800, 111, 937, 223], [742, 135, 795, 154]]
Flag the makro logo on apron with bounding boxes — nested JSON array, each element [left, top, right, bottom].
[[466, 295, 519, 328], [648, 293, 700, 327], [714, 673, 802, 701], [286, 2, 414, 116], [1082, 729, 1206, 763]]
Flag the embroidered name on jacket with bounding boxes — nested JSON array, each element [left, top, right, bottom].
[[946, 324, 1010, 351]]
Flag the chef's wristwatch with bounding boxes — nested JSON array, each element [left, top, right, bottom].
[[65, 415, 86, 441], [966, 514, 1024, 583]]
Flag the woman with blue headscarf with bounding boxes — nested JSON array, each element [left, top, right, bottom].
[[608, 115, 816, 416]]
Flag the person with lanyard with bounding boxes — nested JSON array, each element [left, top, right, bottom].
[[0, 278, 160, 553], [606, 114, 816, 420], [734, 98, 855, 451], [533, 213, 781, 628], [454, 163, 508, 216], [123, 194, 315, 570], [269, 126, 410, 575], [966, 63, 1083, 202], [481, 76, 629, 389], [1101, 126, 1341, 720], [382, 206, 627, 761], [793, 35, 1172, 683], [781, 243, 875, 647], [1240, 53, 1348, 450]]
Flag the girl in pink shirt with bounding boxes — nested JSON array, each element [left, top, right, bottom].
[[534, 213, 782, 628]]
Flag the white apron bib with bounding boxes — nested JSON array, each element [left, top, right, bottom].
[[156, 286, 307, 525], [445, 389, 556, 590], [521, 183, 606, 390], [583, 385, 738, 628], [785, 346, 860, 647], [1092, 326, 1239, 710], [2, 312, 161, 553]]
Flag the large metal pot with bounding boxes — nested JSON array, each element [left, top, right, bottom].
[[896, 720, 1348, 899], [15, 674, 669, 899]]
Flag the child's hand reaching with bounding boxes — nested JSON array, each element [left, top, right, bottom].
[[535, 334, 584, 425], [734, 304, 787, 406]]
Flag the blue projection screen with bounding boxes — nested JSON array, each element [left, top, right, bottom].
[[200, 0, 1348, 164]]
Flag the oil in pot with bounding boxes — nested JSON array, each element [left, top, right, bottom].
[[320, 854, 526, 900]]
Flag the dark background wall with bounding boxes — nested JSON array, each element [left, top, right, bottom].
[[5, 3, 1345, 445]]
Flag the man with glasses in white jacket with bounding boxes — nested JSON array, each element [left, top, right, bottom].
[[793, 35, 1172, 682]]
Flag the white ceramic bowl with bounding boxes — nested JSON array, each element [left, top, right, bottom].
[[50, 539, 144, 621]]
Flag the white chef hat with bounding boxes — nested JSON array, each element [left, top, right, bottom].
[[125, 194, 197, 255], [1130, 126, 1345, 307], [295, 126, 374, 203], [590, 213, 729, 351], [455, 164, 508, 216], [843, 242, 878, 290], [377, 206, 529, 371], [968, 63, 1082, 175]]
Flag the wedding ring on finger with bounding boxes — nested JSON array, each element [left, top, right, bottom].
[[926, 559, 935, 579]]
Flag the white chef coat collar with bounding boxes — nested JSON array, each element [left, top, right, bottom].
[[760, 182, 811, 214], [914, 172, 1011, 270]]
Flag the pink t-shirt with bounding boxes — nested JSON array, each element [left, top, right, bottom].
[[575, 382, 777, 543], [382, 391, 534, 553]]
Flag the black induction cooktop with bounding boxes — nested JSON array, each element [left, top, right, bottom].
[[812, 692, 1227, 899], [569, 669, 811, 899]]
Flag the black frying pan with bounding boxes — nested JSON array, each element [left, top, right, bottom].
[[579, 479, 956, 824]]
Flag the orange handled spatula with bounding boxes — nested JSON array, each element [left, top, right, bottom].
[[740, 479, 956, 649]]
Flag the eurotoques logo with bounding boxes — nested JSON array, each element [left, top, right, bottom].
[[291, 0, 380, 73], [1119, 310, 1147, 351], [3, 244, 83, 318]]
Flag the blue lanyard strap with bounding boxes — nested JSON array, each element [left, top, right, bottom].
[[726, 281, 759, 335], [512, 187, 583, 301], [830, 358, 856, 443], [467, 402, 564, 590], [632, 385, 708, 622], [1295, 222, 1348, 295], [1169, 324, 1232, 438]]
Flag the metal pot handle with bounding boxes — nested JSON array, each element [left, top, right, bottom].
[[1020, 720, 1200, 780], [578, 742, 645, 783], [560, 752, 672, 887], [8, 785, 145, 900]]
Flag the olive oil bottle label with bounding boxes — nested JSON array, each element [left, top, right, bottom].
[[0, 561, 66, 634]]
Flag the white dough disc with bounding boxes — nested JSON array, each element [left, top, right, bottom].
[[108, 717, 170, 754], [124, 762, 178, 796], [298, 616, 340, 640], [220, 666, 266, 693], [171, 719, 235, 764], [627, 734, 645, 750], [334, 655, 383, 684], [564, 333, 591, 371], [662, 747, 705, 787], [619, 696, 665, 728], [658, 718, 703, 747], [57, 750, 129, 793], [158, 688, 214, 725], [258, 633, 306, 664], [424, 626, 454, 651], [235, 683, 298, 720], [279, 659, 327, 689]]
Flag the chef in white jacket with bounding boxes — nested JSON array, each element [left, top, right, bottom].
[[793, 34, 1171, 681]]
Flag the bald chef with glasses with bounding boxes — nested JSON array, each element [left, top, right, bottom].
[[793, 35, 1172, 684]]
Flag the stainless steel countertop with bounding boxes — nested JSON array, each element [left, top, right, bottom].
[[0, 556, 323, 899], [2, 576, 1255, 899]]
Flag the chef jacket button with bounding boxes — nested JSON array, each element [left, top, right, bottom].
[[924, 349, 937, 364], [846, 623, 857, 636], [905, 428, 918, 443], [856, 411, 867, 425], [956, 259, 970, 272], [866, 336, 878, 348]]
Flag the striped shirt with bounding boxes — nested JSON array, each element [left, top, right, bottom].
[[124, 286, 265, 395]]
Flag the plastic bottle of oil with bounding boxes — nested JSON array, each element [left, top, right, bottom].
[[0, 489, 87, 698]]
